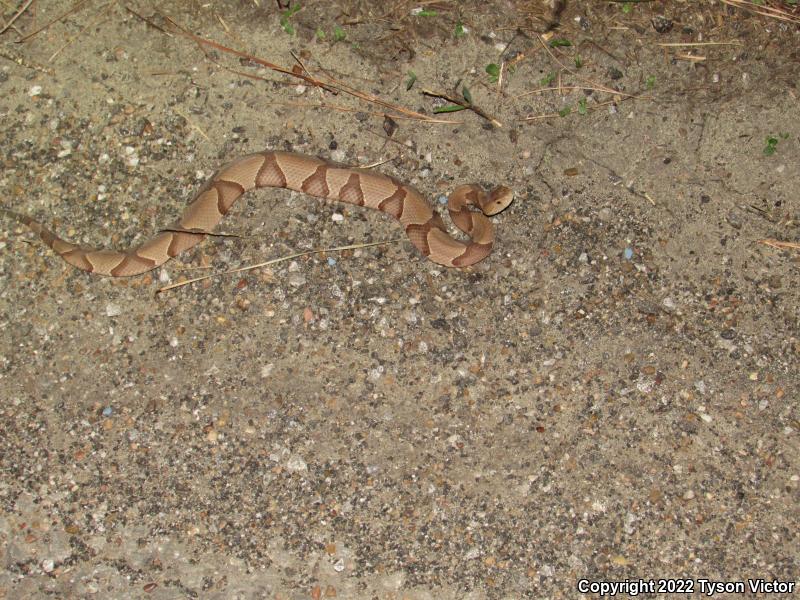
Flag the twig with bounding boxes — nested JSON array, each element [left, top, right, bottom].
[[159, 13, 339, 94], [123, 5, 171, 36], [316, 69, 456, 124], [269, 100, 462, 123], [516, 84, 647, 100], [0, 48, 54, 74], [720, 0, 800, 24], [173, 108, 210, 141], [136, 12, 457, 125], [656, 42, 744, 47], [16, 0, 92, 42], [757, 239, 800, 251], [156, 238, 404, 293], [520, 99, 618, 121], [420, 88, 503, 128], [0, 0, 33, 36], [49, 0, 118, 62]]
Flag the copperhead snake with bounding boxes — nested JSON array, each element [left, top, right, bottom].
[[3, 151, 513, 276]]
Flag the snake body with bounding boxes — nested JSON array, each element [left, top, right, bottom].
[[4, 151, 513, 276]]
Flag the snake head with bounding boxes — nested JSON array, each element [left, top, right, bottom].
[[484, 186, 514, 216]]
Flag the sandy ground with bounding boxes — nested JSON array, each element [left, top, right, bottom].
[[0, 1, 798, 598]]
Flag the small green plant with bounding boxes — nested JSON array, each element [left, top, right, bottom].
[[485, 63, 500, 83], [333, 25, 346, 41], [574, 55, 583, 69], [540, 72, 555, 86], [280, 3, 301, 35], [622, 2, 634, 14], [559, 106, 571, 117], [315, 28, 325, 40], [462, 86, 473, 104], [414, 9, 437, 17], [763, 133, 789, 156], [433, 104, 466, 114], [549, 39, 572, 48], [646, 75, 656, 90], [577, 97, 587, 115], [455, 21, 466, 37], [406, 71, 417, 90]]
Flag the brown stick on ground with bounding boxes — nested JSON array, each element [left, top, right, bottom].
[[15, 0, 92, 42], [420, 88, 503, 128], [0, 0, 34, 36], [129, 11, 457, 124]]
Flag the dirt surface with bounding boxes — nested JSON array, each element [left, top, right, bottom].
[[1, 1, 798, 598]]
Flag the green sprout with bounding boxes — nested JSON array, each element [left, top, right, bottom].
[[646, 75, 656, 90], [763, 133, 789, 156], [540, 72, 555, 86], [433, 104, 466, 114], [406, 71, 417, 90], [486, 63, 500, 83], [577, 97, 587, 115], [280, 3, 301, 35], [455, 21, 466, 37], [333, 25, 346, 41]]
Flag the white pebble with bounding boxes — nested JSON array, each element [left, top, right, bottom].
[[286, 454, 307, 472], [331, 213, 344, 222], [105, 303, 122, 317], [29, 86, 42, 97]]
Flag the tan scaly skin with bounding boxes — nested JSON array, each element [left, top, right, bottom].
[[2, 151, 514, 276]]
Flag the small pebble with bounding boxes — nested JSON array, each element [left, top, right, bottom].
[[623, 247, 634, 260], [651, 16, 673, 33], [286, 455, 307, 472], [288, 274, 306, 287]]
